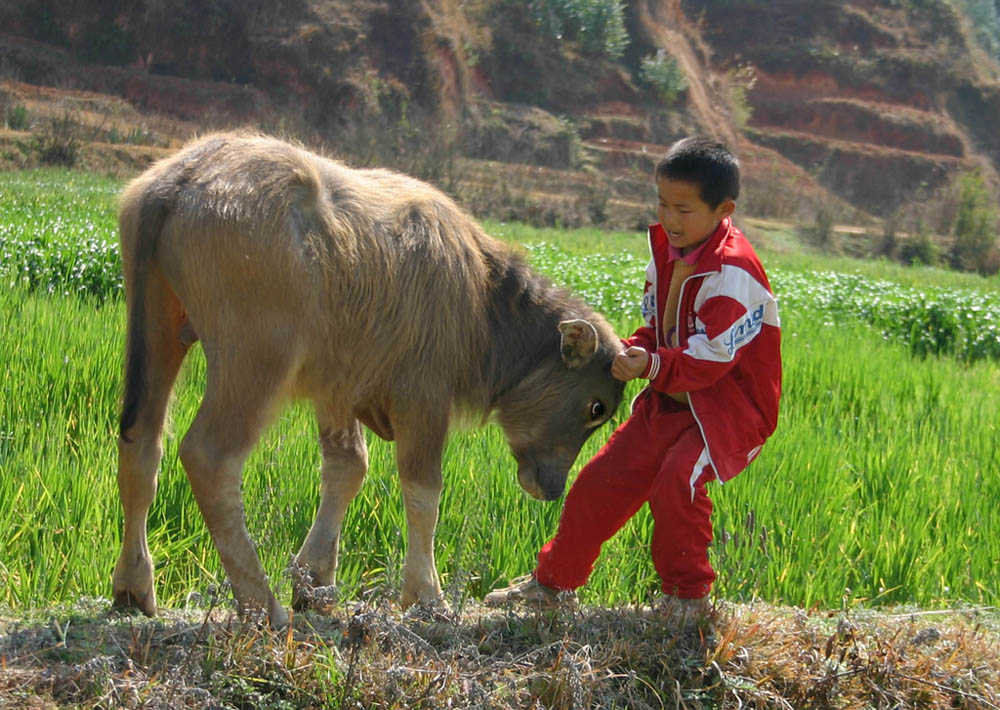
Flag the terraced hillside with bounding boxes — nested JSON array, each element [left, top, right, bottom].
[[687, 0, 1000, 217], [1, 0, 998, 231]]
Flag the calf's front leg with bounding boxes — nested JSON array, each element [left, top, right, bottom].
[[394, 416, 447, 608], [293, 415, 368, 610]]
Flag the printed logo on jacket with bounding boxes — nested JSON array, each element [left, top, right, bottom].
[[724, 304, 766, 356]]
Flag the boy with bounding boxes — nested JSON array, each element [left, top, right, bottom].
[[485, 136, 781, 619]]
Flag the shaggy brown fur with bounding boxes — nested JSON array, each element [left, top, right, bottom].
[[112, 132, 624, 626]]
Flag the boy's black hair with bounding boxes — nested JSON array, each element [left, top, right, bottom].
[[655, 136, 740, 208]]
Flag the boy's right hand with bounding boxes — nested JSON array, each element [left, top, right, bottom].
[[612, 346, 649, 381]]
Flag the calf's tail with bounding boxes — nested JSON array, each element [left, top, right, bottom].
[[118, 192, 170, 442]]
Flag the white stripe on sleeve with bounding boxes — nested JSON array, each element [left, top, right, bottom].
[[684, 265, 779, 362]]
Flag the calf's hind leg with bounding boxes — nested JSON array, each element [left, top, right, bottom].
[[178, 348, 294, 627], [292, 413, 368, 610], [113, 278, 189, 616]]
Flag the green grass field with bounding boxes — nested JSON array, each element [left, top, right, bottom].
[[2, 168, 999, 615]]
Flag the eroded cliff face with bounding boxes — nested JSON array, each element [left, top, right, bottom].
[[684, 0, 999, 217], [0, 1, 489, 136], [1, 0, 997, 223]]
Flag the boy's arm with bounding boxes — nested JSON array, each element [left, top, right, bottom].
[[624, 325, 657, 351], [643, 267, 778, 393]]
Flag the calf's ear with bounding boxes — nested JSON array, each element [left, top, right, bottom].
[[558, 319, 599, 368]]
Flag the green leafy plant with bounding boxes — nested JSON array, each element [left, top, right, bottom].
[[639, 50, 689, 104], [899, 229, 940, 267], [105, 123, 158, 146], [5, 103, 28, 130], [950, 171, 999, 274], [529, 0, 629, 59], [722, 64, 756, 130], [30, 112, 82, 167]]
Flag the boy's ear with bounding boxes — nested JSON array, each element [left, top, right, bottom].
[[716, 198, 736, 221]]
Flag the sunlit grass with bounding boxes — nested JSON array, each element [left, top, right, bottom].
[[1, 169, 998, 615]]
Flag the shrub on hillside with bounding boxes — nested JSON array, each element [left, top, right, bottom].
[[873, 213, 899, 259], [528, 0, 629, 59], [639, 50, 689, 105], [1, 88, 29, 130], [463, 102, 579, 170], [949, 171, 999, 275], [722, 64, 756, 130], [959, 0, 1000, 61], [899, 227, 940, 267], [6, 104, 28, 130], [29, 112, 83, 167], [802, 205, 838, 253]]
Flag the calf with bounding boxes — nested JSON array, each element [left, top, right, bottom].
[[112, 132, 625, 626]]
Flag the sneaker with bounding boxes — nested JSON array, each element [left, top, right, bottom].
[[649, 594, 712, 629], [484, 574, 577, 610]]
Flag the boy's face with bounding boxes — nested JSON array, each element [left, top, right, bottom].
[[655, 176, 735, 254]]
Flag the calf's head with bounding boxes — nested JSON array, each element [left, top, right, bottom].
[[496, 319, 625, 500]]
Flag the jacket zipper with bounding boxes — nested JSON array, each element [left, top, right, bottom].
[[676, 270, 724, 484]]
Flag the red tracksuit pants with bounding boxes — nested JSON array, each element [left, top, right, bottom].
[[534, 389, 716, 599]]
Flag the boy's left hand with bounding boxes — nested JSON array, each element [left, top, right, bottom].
[[612, 346, 649, 381]]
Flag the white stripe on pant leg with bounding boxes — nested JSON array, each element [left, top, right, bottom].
[[689, 446, 713, 502]]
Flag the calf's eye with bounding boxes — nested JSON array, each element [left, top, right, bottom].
[[590, 400, 606, 419]]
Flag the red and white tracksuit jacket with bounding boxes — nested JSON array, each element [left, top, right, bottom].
[[534, 217, 781, 598]]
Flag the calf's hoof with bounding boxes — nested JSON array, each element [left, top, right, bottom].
[[403, 597, 453, 624], [268, 604, 290, 629], [112, 588, 157, 617], [292, 582, 339, 614], [400, 587, 450, 619]]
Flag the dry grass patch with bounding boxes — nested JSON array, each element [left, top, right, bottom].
[[1, 596, 997, 709]]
